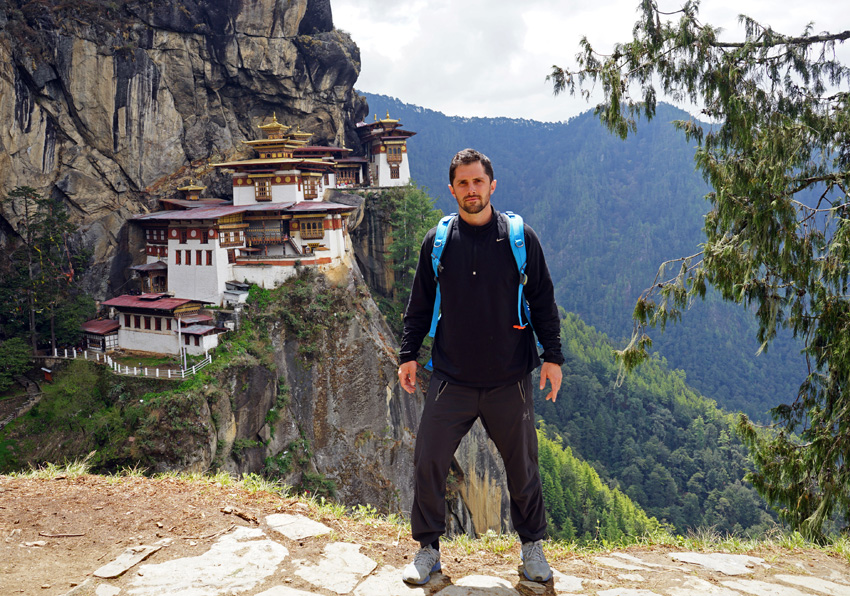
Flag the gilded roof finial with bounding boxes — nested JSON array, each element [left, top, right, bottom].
[[386, 110, 390, 119], [374, 114, 378, 121]]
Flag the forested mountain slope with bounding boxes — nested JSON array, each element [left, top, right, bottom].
[[361, 92, 806, 420], [536, 314, 774, 535]]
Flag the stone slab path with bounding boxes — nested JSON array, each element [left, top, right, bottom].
[[52, 513, 850, 596]]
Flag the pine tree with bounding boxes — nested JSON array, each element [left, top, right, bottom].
[[550, 0, 850, 537]]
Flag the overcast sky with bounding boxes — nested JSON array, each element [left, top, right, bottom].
[[332, 0, 849, 123]]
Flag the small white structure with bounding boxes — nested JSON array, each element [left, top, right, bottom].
[[100, 294, 226, 356], [355, 112, 416, 187], [81, 319, 120, 353]]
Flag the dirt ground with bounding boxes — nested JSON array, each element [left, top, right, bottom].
[[1, 474, 849, 596]]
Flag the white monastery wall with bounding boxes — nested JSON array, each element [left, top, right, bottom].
[[118, 327, 180, 355]]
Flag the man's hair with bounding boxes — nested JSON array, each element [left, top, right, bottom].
[[449, 148, 495, 184]]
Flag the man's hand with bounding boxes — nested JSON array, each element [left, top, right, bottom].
[[398, 361, 418, 394], [539, 362, 562, 402]]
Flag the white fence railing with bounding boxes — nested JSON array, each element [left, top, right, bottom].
[[50, 348, 212, 380]]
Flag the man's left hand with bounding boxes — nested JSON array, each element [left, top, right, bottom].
[[539, 362, 562, 402]]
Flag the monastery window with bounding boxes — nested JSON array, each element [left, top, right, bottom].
[[206, 250, 213, 266], [255, 179, 272, 201], [185, 250, 192, 265], [200, 229, 208, 244], [184, 334, 190, 346], [196, 250, 202, 266], [175, 250, 182, 265], [124, 314, 131, 327], [303, 177, 318, 200], [390, 165, 400, 179], [134, 315, 141, 328], [144, 316, 151, 330], [194, 336, 200, 347], [387, 145, 403, 164], [227, 249, 236, 264], [155, 317, 161, 331], [166, 318, 172, 331], [300, 219, 325, 240], [179, 228, 188, 244]]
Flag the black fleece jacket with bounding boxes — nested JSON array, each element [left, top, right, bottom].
[[399, 209, 565, 387]]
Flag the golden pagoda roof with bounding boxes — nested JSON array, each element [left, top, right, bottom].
[[258, 113, 290, 132], [374, 110, 400, 124], [177, 181, 206, 192], [210, 156, 331, 168]]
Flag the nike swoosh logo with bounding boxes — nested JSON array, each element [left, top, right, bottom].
[[496, 237, 505, 242]]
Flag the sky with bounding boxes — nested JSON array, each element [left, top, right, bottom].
[[332, 0, 850, 123]]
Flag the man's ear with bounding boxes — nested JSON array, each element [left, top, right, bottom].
[[448, 183, 457, 199], [490, 179, 497, 195]]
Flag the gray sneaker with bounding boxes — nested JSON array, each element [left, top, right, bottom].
[[401, 545, 441, 585], [521, 539, 552, 582]]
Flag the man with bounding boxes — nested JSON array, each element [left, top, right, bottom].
[[397, 148, 564, 584]]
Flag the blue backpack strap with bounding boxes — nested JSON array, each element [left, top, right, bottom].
[[428, 214, 456, 338], [504, 211, 529, 329]]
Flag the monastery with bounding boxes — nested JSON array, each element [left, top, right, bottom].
[[84, 113, 416, 357]]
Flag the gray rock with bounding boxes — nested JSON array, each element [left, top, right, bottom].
[[95, 586, 121, 596], [435, 575, 519, 595], [721, 579, 811, 596], [551, 568, 583, 593], [265, 513, 332, 540], [517, 580, 548, 595], [597, 589, 661, 596], [294, 542, 377, 594], [593, 556, 649, 571], [666, 576, 741, 595], [353, 565, 431, 596], [670, 552, 767, 575], [774, 574, 850, 596], [256, 587, 324, 596], [610, 553, 670, 569], [93, 544, 162, 579], [127, 526, 287, 595], [617, 574, 647, 582]]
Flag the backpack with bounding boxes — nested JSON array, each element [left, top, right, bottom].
[[427, 210, 532, 338]]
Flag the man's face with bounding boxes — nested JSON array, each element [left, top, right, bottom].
[[449, 161, 497, 216]]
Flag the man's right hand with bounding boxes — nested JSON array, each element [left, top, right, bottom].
[[398, 361, 418, 394]]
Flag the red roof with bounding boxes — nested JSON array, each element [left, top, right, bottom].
[[81, 319, 120, 335], [287, 201, 355, 214], [293, 145, 351, 154], [180, 314, 214, 324], [130, 261, 168, 272], [134, 206, 246, 221], [181, 324, 225, 336], [102, 295, 200, 311], [133, 201, 352, 221]]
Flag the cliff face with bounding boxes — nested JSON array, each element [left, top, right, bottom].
[[0, 0, 367, 296], [0, 0, 513, 536]]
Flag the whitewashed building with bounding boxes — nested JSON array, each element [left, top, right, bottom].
[[356, 112, 416, 187], [100, 295, 225, 356]]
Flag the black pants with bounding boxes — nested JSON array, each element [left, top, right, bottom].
[[410, 374, 547, 546]]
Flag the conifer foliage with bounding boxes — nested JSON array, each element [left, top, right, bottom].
[[550, 0, 850, 537]]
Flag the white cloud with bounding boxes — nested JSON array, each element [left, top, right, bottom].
[[333, 0, 850, 122]]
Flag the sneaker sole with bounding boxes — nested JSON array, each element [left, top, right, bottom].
[[402, 562, 441, 585], [522, 567, 552, 582]]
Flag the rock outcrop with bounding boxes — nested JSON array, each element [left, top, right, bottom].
[[0, 0, 367, 296]]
